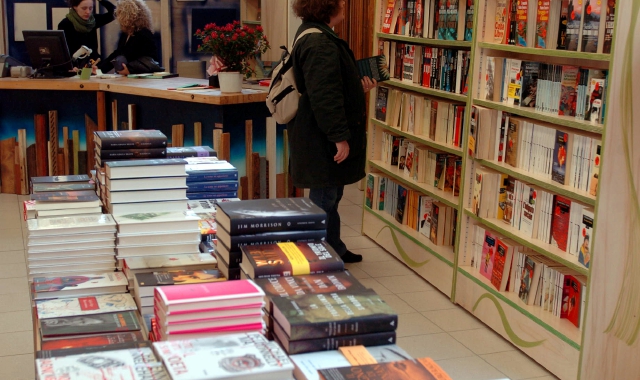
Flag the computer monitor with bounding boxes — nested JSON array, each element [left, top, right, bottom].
[[22, 30, 75, 78]]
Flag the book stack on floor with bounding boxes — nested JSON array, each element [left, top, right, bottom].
[[184, 157, 239, 200], [30, 174, 94, 194], [26, 214, 117, 278], [103, 158, 189, 215], [242, 241, 399, 356], [29, 188, 102, 219], [94, 130, 168, 169], [215, 197, 328, 281], [153, 332, 294, 380], [152, 279, 265, 342]]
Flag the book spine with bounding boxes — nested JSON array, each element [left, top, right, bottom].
[[187, 181, 239, 192], [186, 171, 239, 182], [186, 191, 238, 200], [228, 214, 328, 234], [290, 314, 399, 340], [285, 331, 397, 355], [99, 148, 167, 159], [98, 136, 167, 149], [232, 230, 327, 251]]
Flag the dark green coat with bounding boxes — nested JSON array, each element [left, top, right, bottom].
[[287, 22, 367, 189]]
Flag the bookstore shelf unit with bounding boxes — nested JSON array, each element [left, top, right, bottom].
[[364, 0, 617, 379]]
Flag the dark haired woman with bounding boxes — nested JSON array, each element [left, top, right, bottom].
[[58, 0, 115, 64], [289, 0, 377, 263]]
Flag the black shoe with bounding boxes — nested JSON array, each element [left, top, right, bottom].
[[341, 250, 362, 263]]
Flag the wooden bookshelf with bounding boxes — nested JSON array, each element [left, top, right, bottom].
[[377, 32, 473, 48], [478, 42, 612, 62], [385, 78, 468, 102], [371, 119, 463, 156]]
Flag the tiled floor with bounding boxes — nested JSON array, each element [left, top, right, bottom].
[[0, 184, 558, 380]]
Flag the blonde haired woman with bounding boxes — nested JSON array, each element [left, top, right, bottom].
[[101, 0, 161, 74]]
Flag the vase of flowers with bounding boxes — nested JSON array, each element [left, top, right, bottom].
[[195, 21, 269, 93]]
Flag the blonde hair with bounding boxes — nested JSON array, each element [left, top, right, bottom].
[[116, 0, 153, 34]]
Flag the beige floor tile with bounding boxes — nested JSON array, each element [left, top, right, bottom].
[[0, 354, 35, 380], [525, 376, 559, 380], [0, 250, 26, 264], [396, 312, 443, 337], [357, 259, 414, 278], [0, 194, 18, 203], [342, 185, 363, 197], [344, 265, 371, 279], [0, 263, 28, 279], [355, 277, 392, 295], [338, 205, 366, 228], [396, 290, 457, 312], [340, 225, 361, 238], [397, 332, 474, 360], [435, 355, 509, 380], [481, 350, 555, 379], [342, 235, 379, 250], [378, 293, 416, 314], [422, 308, 486, 332], [343, 194, 364, 206], [0, 201, 19, 212], [351, 246, 399, 262], [339, 197, 353, 206], [0, 277, 30, 294], [350, 224, 363, 234], [0, 292, 31, 312], [0, 310, 34, 333], [375, 273, 438, 293], [450, 328, 516, 355], [0, 229, 25, 251], [0, 211, 22, 229], [0, 331, 34, 355]]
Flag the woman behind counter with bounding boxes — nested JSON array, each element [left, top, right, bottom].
[[58, 0, 115, 64]]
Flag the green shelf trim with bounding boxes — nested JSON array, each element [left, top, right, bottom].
[[377, 225, 431, 267], [475, 158, 597, 206], [473, 293, 546, 348], [371, 119, 464, 156], [385, 79, 468, 102], [464, 209, 590, 276], [458, 267, 581, 350], [478, 42, 612, 62], [364, 206, 454, 267], [241, 20, 261, 25], [369, 160, 459, 209], [472, 99, 605, 134], [377, 33, 473, 48]]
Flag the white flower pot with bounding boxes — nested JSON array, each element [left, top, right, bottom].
[[218, 71, 243, 93]]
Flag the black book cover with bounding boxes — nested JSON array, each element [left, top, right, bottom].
[[216, 197, 326, 234], [39, 311, 141, 338], [357, 55, 390, 82], [221, 228, 327, 251], [98, 147, 167, 159], [271, 288, 398, 341], [37, 341, 152, 359], [375, 87, 390, 121], [94, 130, 167, 149]]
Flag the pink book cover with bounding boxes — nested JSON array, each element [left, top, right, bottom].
[[154, 299, 264, 316], [160, 311, 263, 326], [156, 279, 264, 305], [480, 231, 497, 281], [163, 322, 264, 335]]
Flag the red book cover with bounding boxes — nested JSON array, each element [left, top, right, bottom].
[[381, 0, 397, 33], [422, 47, 432, 88], [41, 332, 145, 351], [561, 275, 582, 327], [535, 0, 550, 48], [515, 0, 528, 46], [551, 195, 572, 252], [156, 279, 264, 307], [490, 239, 512, 291]]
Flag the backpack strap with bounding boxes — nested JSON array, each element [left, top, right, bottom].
[[291, 28, 323, 51]]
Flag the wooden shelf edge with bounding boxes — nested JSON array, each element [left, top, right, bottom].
[[472, 99, 605, 134], [475, 158, 597, 206], [369, 160, 459, 209], [385, 79, 468, 102], [464, 208, 590, 276], [371, 119, 464, 156], [364, 206, 455, 266], [241, 20, 262, 25], [457, 266, 582, 350], [377, 33, 473, 48], [477, 42, 612, 62]]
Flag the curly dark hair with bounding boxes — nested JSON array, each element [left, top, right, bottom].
[[292, 0, 342, 24]]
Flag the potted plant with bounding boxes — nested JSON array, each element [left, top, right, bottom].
[[195, 21, 269, 93]]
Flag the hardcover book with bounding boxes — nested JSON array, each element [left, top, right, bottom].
[[32, 183, 94, 193], [357, 55, 390, 82], [185, 162, 239, 182], [96, 147, 166, 159], [31, 190, 99, 203], [135, 269, 226, 297], [31, 174, 90, 185], [270, 289, 398, 341], [105, 158, 187, 179], [551, 195, 572, 252], [35, 347, 169, 380], [27, 214, 116, 236], [36, 293, 137, 319], [167, 146, 216, 158], [41, 331, 145, 351], [240, 241, 344, 279], [94, 130, 167, 149], [218, 227, 327, 251], [114, 211, 200, 234], [124, 253, 217, 273], [37, 341, 152, 359], [216, 197, 326, 235], [33, 272, 128, 300], [155, 280, 265, 312], [39, 311, 141, 339], [318, 357, 452, 380]]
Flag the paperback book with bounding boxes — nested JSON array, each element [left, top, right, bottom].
[[357, 55, 390, 82], [40, 331, 145, 351], [94, 130, 167, 149], [33, 272, 128, 300], [318, 357, 452, 380], [39, 311, 141, 339], [36, 293, 137, 319]]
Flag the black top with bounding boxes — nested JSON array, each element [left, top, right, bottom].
[[57, 0, 115, 61], [101, 28, 158, 73]]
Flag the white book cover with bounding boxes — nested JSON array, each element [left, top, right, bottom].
[[154, 339, 293, 380], [35, 347, 169, 380], [125, 253, 217, 271], [579, 208, 594, 268], [36, 293, 137, 319], [520, 185, 536, 238], [184, 161, 236, 173], [27, 214, 116, 235], [404, 142, 416, 177], [580, 136, 592, 191], [32, 272, 127, 295], [418, 196, 433, 238], [114, 211, 200, 226]]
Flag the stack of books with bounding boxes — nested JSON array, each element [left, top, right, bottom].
[[153, 280, 265, 341], [184, 157, 239, 200], [153, 332, 294, 380], [187, 198, 241, 245], [113, 211, 202, 267], [30, 174, 93, 194], [103, 158, 189, 215], [29, 189, 102, 219], [94, 130, 168, 168], [26, 214, 117, 278], [215, 197, 328, 281]]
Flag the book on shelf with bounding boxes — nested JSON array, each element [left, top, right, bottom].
[[565, 0, 583, 51], [154, 279, 265, 313], [602, 0, 616, 53], [490, 237, 516, 292], [357, 55, 390, 82], [39, 311, 142, 340], [270, 288, 398, 341], [32, 272, 128, 300], [36, 293, 137, 319], [518, 254, 543, 305], [215, 197, 326, 235], [375, 87, 390, 122], [550, 195, 571, 252], [40, 331, 145, 351], [105, 158, 187, 179], [35, 347, 169, 380], [561, 274, 586, 327], [113, 211, 200, 235], [578, 207, 594, 268], [479, 230, 498, 282], [365, 173, 380, 210], [240, 241, 344, 279], [218, 226, 327, 252], [94, 130, 167, 149], [134, 269, 226, 297], [318, 357, 452, 380], [37, 341, 152, 359]]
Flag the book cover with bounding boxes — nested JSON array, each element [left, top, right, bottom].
[[33, 272, 128, 295], [40, 311, 141, 339], [496, 174, 510, 221], [357, 55, 390, 82], [31, 190, 99, 202], [551, 130, 571, 185], [520, 185, 537, 238], [566, 0, 583, 51], [36, 294, 137, 319], [395, 184, 408, 223], [588, 142, 601, 196], [580, 0, 602, 52], [519, 255, 537, 304], [27, 214, 116, 236], [579, 208, 594, 268], [167, 146, 216, 158], [519, 61, 539, 107], [216, 197, 326, 235], [557, 0, 571, 49], [94, 130, 167, 149], [494, 0, 509, 44], [37, 341, 152, 359], [136, 269, 225, 288], [505, 117, 520, 167], [375, 87, 390, 121], [381, 0, 398, 33], [220, 228, 327, 251], [602, 0, 616, 53], [32, 183, 94, 193], [515, 0, 529, 46], [40, 331, 145, 351], [241, 241, 344, 279], [464, 0, 474, 41], [551, 195, 572, 252], [471, 169, 482, 216], [35, 347, 169, 380], [444, 0, 459, 40], [507, 0, 518, 44], [558, 65, 579, 116], [318, 357, 452, 380], [491, 238, 515, 291], [535, 0, 551, 48], [561, 275, 582, 327], [155, 280, 264, 309], [365, 173, 379, 209], [271, 289, 398, 341], [436, 0, 447, 39], [187, 180, 238, 192], [506, 59, 523, 105], [480, 231, 497, 282], [585, 77, 605, 123]]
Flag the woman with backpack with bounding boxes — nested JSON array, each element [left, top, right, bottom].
[[289, 0, 377, 263]]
